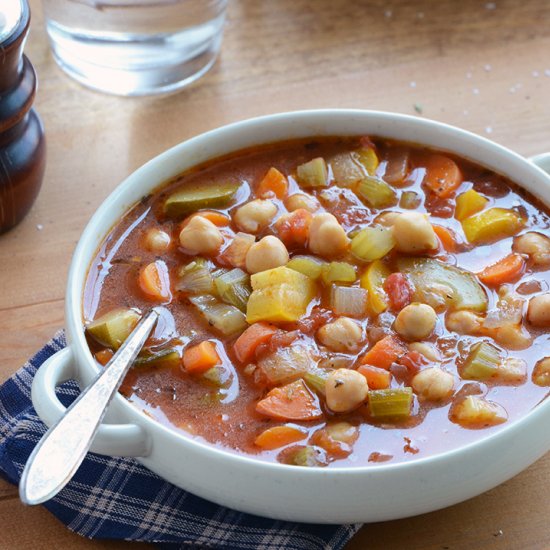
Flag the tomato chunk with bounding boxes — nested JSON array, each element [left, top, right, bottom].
[[383, 272, 413, 311], [275, 208, 313, 248]]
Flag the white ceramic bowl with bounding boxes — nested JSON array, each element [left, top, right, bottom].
[[31, 110, 550, 524]]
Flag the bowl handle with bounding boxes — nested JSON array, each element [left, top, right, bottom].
[[530, 152, 550, 174], [31, 348, 150, 457]]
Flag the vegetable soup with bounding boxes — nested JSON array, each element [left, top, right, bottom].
[[84, 136, 550, 468]]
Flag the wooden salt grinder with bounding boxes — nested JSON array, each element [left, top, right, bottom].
[[0, 0, 46, 233]]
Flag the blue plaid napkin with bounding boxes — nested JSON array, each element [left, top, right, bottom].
[[0, 331, 361, 549]]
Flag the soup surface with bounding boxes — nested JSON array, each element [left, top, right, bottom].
[[84, 136, 550, 468]]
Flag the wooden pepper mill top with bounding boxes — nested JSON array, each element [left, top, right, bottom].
[[0, 0, 46, 234]]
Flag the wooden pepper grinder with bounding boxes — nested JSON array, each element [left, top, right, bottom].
[[0, 0, 45, 233]]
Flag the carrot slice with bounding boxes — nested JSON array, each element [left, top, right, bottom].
[[181, 210, 230, 228], [423, 154, 463, 199], [478, 253, 526, 286], [359, 336, 406, 370], [183, 341, 221, 375], [95, 349, 114, 366], [275, 208, 313, 247], [357, 365, 391, 389], [257, 167, 289, 199], [138, 260, 171, 301], [256, 379, 322, 421], [234, 322, 278, 364], [254, 425, 307, 450], [433, 224, 458, 253]]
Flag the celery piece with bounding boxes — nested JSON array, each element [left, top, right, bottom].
[[357, 148, 379, 176], [368, 388, 413, 418], [214, 268, 251, 311], [461, 342, 502, 380], [399, 191, 422, 210], [134, 348, 181, 368], [189, 295, 248, 336], [351, 226, 396, 262], [164, 183, 240, 218], [398, 257, 487, 312], [330, 152, 366, 188], [461, 207, 525, 244], [357, 176, 398, 209], [176, 259, 215, 294], [277, 445, 328, 467], [86, 308, 141, 350], [287, 256, 325, 280], [296, 158, 329, 188], [303, 371, 329, 395], [455, 189, 488, 221], [321, 261, 357, 285], [330, 285, 368, 317], [203, 366, 231, 387]]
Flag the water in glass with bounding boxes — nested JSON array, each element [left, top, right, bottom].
[[42, 0, 228, 96]]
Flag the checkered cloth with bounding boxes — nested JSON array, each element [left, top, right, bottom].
[[0, 331, 361, 549]]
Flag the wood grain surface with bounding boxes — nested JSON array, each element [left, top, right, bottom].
[[0, 0, 549, 548]]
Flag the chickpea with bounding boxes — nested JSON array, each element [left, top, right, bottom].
[[409, 342, 441, 362], [532, 357, 550, 387], [245, 235, 289, 274], [308, 213, 350, 257], [513, 232, 550, 266], [412, 367, 454, 401], [234, 199, 277, 233], [446, 310, 483, 335], [392, 212, 438, 253], [284, 193, 320, 213], [179, 216, 223, 255], [394, 303, 437, 340], [527, 293, 550, 327], [317, 317, 363, 352], [143, 227, 171, 253], [325, 368, 368, 413], [373, 211, 400, 228]]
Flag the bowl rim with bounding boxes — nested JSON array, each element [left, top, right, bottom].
[[66, 108, 550, 475]]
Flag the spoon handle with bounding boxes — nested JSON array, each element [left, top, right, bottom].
[[19, 309, 159, 505]]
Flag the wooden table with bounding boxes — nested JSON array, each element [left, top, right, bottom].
[[1, 0, 549, 548]]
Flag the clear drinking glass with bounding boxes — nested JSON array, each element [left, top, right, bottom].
[[42, 0, 229, 96]]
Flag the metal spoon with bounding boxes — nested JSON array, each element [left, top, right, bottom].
[[19, 308, 159, 505]]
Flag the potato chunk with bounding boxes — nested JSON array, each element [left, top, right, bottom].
[[246, 266, 316, 323]]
